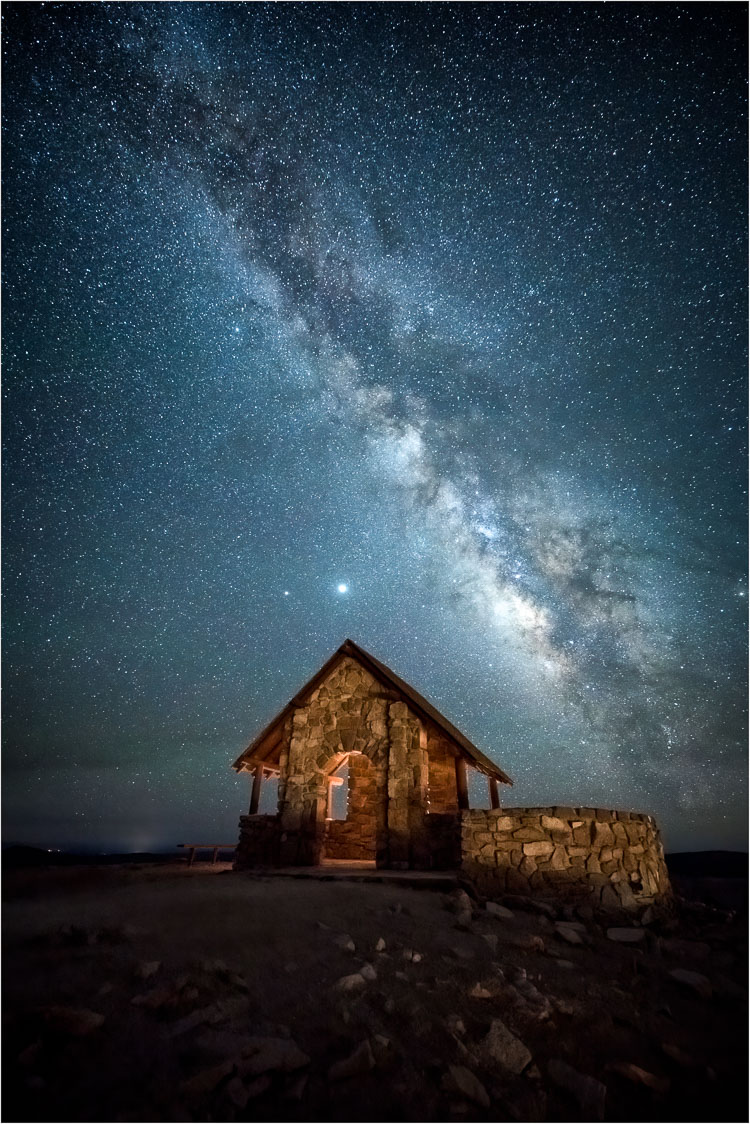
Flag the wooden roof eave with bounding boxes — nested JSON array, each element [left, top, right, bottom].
[[231, 640, 513, 787], [231, 649, 353, 772]]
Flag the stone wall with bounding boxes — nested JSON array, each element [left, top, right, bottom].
[[322, 754, 378, 861], [277, 657, 392, 866], [460, 806, 670, 910], [387, 700, 430, 868], [236, 814, 280, 868], [426, 733, 459, 814]]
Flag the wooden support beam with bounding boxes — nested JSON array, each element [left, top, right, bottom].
[[249, 763, 263, 815], [489, 777, 500, 809], [455, 756, 470, 810], [325, 775, 345, 818]]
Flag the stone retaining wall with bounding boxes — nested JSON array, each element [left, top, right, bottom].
[[461, 806, 670, 910]]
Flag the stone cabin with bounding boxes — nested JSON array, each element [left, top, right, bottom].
[[233, 639, 670, 910]]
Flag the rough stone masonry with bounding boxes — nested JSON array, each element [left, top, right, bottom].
[[232, 641, 671, 911]]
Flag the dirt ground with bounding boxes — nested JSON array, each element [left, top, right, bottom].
[[2, 863, 747, 1122]]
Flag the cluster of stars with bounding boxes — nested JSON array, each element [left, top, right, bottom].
[[1, 4, 745, 853]]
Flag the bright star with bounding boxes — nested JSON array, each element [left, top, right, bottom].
[[337, 583, 348, 594]]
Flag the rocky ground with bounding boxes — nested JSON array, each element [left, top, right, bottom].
[[2, 862, 747, 1122]]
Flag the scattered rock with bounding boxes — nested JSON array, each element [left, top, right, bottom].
[[119, 923, 150, 941], [661, 1042, 695, 1068], [375, 937, 386, 952], [468, 983, 494, 999], [240, 1073, 273, 1100], [503, 895, 556, 919], [359, 962, 377, 981], [479, 1017, 532, 1074], [548, 1058, 606, 1121], [609, 1062, 670, 1094], [502, 932, 545, 952], [714, 974, 747, 1002], [41, 1007, 105, 1037], [661, 939, 711, 961], [444, 942, 475, 961], [402, 948, 422, 962], [481, 933, 498, 954], [553, 958, 574, 969], [504, 1085, 548, 1122], [606, 927, 645, 944], [446, 1014, 466, 1036], [18, 1040, 42, 1066], [238, 1036, 310, 1077], [552, 997, 580, 1017], [333, 972, 367, 993], [282, 1072, 308, 1101], [668, 969, 712, 999], [554, 922, 585, 946], [486, 901, 514, 919], [447, 889, 474, 915], [328, 1038, 376, 1081], [506, 971, 552, 1021], [166, 1005, 223, 1037], [135, 960, 161, 980], [332, 933, 356, 952], [441, 1064, 490, 1107], [131, 986, 177, 1011], [181, 1060, 234, 1097], [225, 1076, 249, 1108], [199, 958, 231, 976], [52, 924, 90, 947]]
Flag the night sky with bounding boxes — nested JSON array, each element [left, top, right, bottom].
[[3, 3, 747, 855]]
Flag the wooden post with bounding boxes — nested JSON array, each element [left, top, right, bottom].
[[489, 777, 500, 809], [326, 778, 334, 820], [249, 764, 263, 815], [455, 756, 470, 810]]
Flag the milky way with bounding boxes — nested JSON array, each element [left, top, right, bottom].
[[3, 4, 746, 852]]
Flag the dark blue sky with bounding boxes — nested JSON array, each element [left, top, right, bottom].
[[3, 3, 746, 853]]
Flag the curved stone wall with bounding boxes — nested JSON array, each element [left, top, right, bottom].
[[460, 806, 670, 910]]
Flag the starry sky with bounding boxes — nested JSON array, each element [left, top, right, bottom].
[[3, 3, 747, 855]]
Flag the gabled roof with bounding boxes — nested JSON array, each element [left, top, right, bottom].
[[231, 639, 512, 785]]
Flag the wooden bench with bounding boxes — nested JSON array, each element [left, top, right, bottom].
[[177, 843, 237, 866]]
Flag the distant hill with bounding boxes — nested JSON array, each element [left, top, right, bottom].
[[1, 845, 182, 868], [666, 850, 748, 879]]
